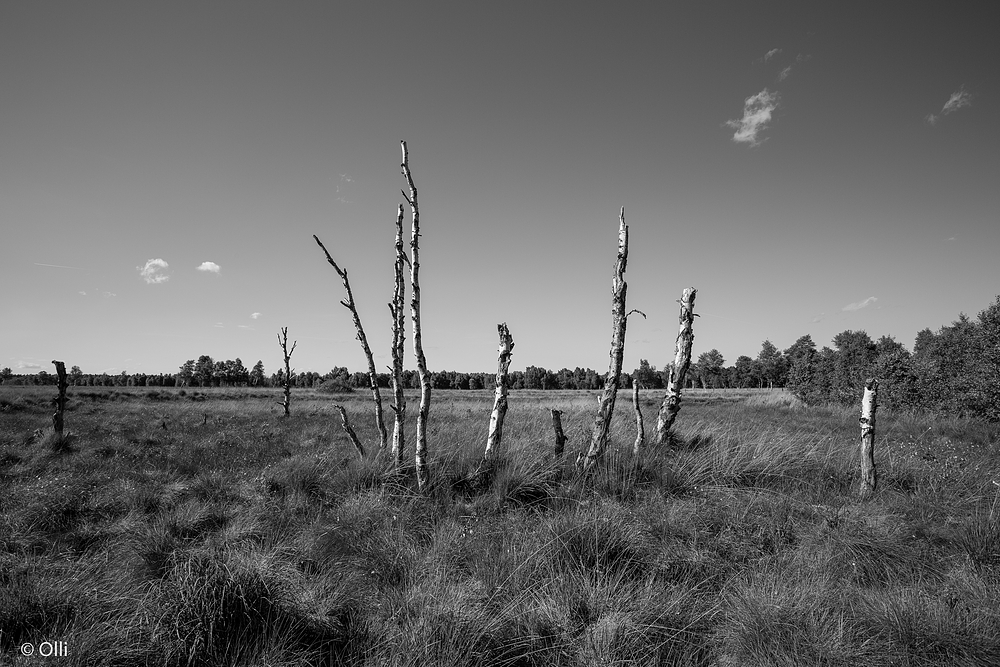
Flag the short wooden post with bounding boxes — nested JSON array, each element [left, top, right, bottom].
[[632, 382, 644, 455], [551, 409, 568, 459], [51, 360, 68, 445], [859, 378, 878, 499], [335, 405, 365, 458]]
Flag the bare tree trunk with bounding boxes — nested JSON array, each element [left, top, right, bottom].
[[277, 327, 297, 417], [388, 204, 408, 468], [582, 208, 630, 473], [632, 382, 644, 456], [401, 140, 431, 491], [314, 235, 388, 451], [859, 378, 878, 499], [51, 360, 68, 446], [551, 409, 568, 459], [484, 323, 514, 459], [655, 287, 697, 444], [335, 405, 366, 458]]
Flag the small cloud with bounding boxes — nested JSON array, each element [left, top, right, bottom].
[[34, 262, 81, 270], [726, 89, 780, 147], [138, 258, 169, 284], [764, 48, 782, 61], [103, 291, 116, 298], [778, 65, 792, 81], [942, 87, 972, 114], [947, 237, 956, 241], [197, 261, 221, 274], [843, 296, 878, 312], [928, 87, 972, 125], [79, 291, 87, 296], [213, 322, 224, 328], [238, 324, 252, 330], [16, 361, 41, 370], [250, 312, 262, 319]]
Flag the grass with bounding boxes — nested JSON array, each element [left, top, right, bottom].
[[1, 384, 1000, 665]]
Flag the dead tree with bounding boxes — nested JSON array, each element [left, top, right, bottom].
[[483, 323, 514, 459], [401, 140, 431, 491], [335, 405, 366, 458], [582, 208, 630, 473], [388, 204, 408, 467], [51, 360, 68, 446], [655, 287, 697, 444], [632, 382, 644, 455], [314, 235, 388, 450], [551, 409, 568, 458], [859, 378, 879, 499], [276, 327, 297, 417]]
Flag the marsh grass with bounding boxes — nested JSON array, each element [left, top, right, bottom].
[[1, 385, 999, 665]]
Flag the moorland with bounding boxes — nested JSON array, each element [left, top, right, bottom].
[[2, 385, 1000, 666]]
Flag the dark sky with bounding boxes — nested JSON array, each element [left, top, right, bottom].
[[3, 2, 997, 375]]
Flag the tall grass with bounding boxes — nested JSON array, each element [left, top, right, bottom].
[[2, 385, 999, 665]]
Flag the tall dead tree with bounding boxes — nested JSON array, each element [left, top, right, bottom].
[[483, 323, 514, 459], [582, 208, 630, 473], [401, 140, 431, 491], [277, 327, 297, 417], [859, 378, 879, 499], [388, 204, 408, 467], [51, 360, 68, 446], [314, 235, 388, 450], [655, 287, 697, 444], [632, 382, 644, 455]]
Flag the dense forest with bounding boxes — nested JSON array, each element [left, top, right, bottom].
[[4, 295, 998, 421]]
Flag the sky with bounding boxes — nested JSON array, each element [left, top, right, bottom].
[[2, 1, 998, 377]]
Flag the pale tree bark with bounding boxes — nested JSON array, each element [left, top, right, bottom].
[[632, 382, 644, 456], [859, 378, 879, 499], [551, 409, 568, 459], [277, 327, 297, 417], [314, 235, 388, 451], [655, 287, 697, 444], [582, 208, 630, 473], [51, 360, 68, 446], [484, 323, 514, 459], [401, 140, 431, 491], [388, 204, 408, 468], [335, 405, 366, 458]]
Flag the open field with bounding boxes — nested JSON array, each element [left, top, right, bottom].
[[2, 385, 1000, 666]]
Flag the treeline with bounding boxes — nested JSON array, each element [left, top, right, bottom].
[[787, 296, 1000, 421]]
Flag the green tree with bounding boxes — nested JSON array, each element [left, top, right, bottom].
[[696, 350, 726, 388], [756, 340, 787, 388], [177, 360, 195, 386], [249, 360, 265, 387], [633, 359, 661, 389], [0, 367, 12, 384], [193, 355, 215, 387], [69, 365, 84, 386]]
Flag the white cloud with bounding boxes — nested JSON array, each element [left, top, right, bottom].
[[251, 312, 262, 319], [764, 48, 782, 61], [843, 296, 878, 312], [779, 65, 792, 81], [16, 361, 41, 370], [238, 324, 252, 329], [138, 258, 169, 284], [928, 87, 972, 124], [942, 87, 972, 114], [213, 322, 224, 328], [79, 291, 87, 296], [197, 261, 221, 273], [726, 89, 780, 147], [103, 291, 116, 298]]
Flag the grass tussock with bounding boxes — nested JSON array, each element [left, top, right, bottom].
[[1, 385, 999, 665]]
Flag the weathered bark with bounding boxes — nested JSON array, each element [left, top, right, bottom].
[[859, 378, 879, 499], [314, 235, 388, 451], [276, 327, 297, 417], [632, 382, 644, 456], [551, 409, 568, 459], [484, 323, 514, 459], [51, 360, 68, 445], [388, 204, 408, 468], [401, 140, 431, 491], [335, 405, 366, 458], [655, 287, 697, 444], [582, 208, 630, 473]]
